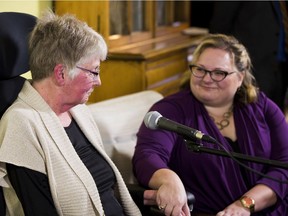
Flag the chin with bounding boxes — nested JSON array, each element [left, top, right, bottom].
[[82, 98, 89, 104], [81, 91, 92, 103], [195, 91, 214, 101], [78, 96, 88, 104], [196, 94, 217, 105]]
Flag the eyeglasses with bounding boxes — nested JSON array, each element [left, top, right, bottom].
[[76, 66, 99, 80], [189, 65, 236, 82]]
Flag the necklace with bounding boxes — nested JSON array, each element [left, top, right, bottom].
[[209, 109, 233, 130]]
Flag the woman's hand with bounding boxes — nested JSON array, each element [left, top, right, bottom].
[[144, 189, 190, 216], [216, 200, 250, 216], [146, 168, 191, 216]]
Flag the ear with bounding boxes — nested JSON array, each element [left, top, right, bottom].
[[54, 64, 66, 85]]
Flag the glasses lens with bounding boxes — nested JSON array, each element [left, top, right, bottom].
[[87, 72, 95, 79], [191, 66, 206, 78], [77, 66, 99, 80], [210, 70, 226, 81]]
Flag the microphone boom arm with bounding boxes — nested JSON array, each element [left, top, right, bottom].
[[186, 140, 288, 169]]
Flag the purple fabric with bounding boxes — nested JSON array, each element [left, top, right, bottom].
[[132, 89, 288, 215]]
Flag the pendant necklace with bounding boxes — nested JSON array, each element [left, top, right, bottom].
[[210, 108, 233, 130]]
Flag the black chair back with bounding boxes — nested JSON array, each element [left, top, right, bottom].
[[0, 11, 36, 215], [0, 12, 36, 116]]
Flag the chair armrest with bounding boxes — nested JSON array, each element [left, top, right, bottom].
[[127, 184, 153, 215]]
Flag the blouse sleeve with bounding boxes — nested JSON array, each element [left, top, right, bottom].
[[256, 95, 288, 201], [7, 163, 58, 216], [132, 101, 182, 186]]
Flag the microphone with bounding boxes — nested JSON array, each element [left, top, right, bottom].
[[144, 111, 216, 143]]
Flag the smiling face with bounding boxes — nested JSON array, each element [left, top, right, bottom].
[[190, 48, 244, 107]]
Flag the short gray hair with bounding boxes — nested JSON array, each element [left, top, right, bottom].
[[29, 9, 107, 81]]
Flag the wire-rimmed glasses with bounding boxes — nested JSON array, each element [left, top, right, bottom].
[[76, 66, 99, 80]]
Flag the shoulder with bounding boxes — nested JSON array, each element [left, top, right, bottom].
[[1, 98, 34, 126], [238, 92, 276, 111], [255, 92, 280, 112], [240, 91, 285, 123]]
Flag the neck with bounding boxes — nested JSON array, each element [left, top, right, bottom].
[[205, 103, 233, 117], [205, 105, 233, 131], [32, 79, 71, 115]]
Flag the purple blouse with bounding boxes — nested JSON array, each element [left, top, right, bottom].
[[132, 89, 288, 215]]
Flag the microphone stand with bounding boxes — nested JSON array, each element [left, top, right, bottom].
[[185, 140, 288, 169]]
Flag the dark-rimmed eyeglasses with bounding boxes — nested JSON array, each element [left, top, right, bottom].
[[189, 65, 236, 82], [76, 66, 99, 80]]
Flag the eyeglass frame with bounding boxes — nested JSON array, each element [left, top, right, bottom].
[[189, 64, 236, 82], [76, 65, 100, 79]]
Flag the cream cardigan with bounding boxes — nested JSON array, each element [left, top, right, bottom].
[[0, 81, 141, 216]]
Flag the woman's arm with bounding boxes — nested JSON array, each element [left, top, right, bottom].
[[7, 163, 58, 216]]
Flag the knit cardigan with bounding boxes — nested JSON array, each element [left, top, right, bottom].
[[0, 81, 141, 216]]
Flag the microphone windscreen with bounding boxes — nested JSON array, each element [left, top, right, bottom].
[[144, 111, 162, 129]]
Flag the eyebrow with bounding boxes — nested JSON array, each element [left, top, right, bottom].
[[198, 64, 231, 71]]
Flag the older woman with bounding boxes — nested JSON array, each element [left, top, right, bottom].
[[133, 34, 288, 216], [0, 10, 141, 216]]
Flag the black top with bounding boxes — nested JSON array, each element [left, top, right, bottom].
[[7, 119, 124, 216], [225, 137, 249, 187], [0, 188, 5, 216]]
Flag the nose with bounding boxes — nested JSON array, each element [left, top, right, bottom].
[[92, 76, 101, 87], [202, 71, 213, 82]]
